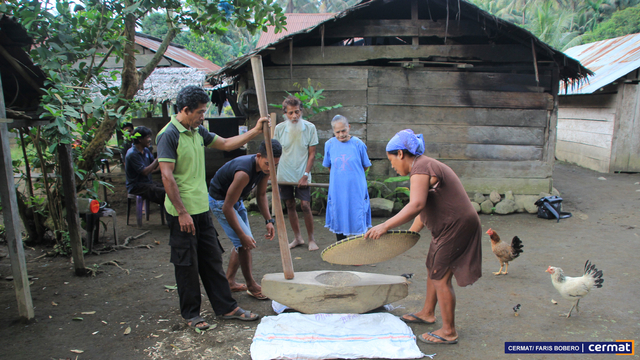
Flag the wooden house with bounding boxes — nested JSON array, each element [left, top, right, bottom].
[[558, 34, 640, 173], [212, 0, 590, 195]]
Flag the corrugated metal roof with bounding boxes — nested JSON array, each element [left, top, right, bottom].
[[256, 13, 336, 48], [135, 35, 221, 73], [562, 33, 640, 95]]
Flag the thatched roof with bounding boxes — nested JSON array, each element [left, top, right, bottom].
[[96, 67, 206, 103], [212, 0, 591, 85]]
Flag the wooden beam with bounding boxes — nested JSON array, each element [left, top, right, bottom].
[[367, 68, 549, 92], [368, 87, 554, 110], [368, 124, 545, 146], [267, 90, 367, 108], [261, 78, 367, 91], [308, 106, 367, 124], [443, 160, 553, 178], [459, 177, 552, 195], [58, 144, 87, 275], [270, 45, 533, 65], [258, 67, 368, 80], [368, 106, 548, 127], [250, 56, 294, 280], [315, 20, 484, 38], [411, 0, 419, 48], [367, 141, 543, 160], [0, 74, 34, 320]]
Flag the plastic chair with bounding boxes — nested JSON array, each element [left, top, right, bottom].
[[127, 194, 165, 227]]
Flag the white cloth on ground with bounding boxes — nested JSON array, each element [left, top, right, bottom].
[[250, 312, 425, 360]]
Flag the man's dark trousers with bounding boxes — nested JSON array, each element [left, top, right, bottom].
[[167, 211, 237, 319]]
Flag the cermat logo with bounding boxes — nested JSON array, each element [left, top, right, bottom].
[[586, 340, 634, 355]]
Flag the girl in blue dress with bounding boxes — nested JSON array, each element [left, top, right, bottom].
[[323, 115, 372, 240]]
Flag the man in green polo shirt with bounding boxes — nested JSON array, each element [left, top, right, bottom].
[[157, 85, 270, 330]]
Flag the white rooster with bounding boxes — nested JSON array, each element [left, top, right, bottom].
[[546, 260, 604, 318]]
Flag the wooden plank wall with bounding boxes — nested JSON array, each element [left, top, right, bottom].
[[556, 93, 617, 173], [610, 82, 640, 172], [245, 65, 555, 194]]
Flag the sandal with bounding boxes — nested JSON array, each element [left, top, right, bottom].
[[221, 307, 260, 321], [246, 290, 269, 300], [417, 332, 458, 345], [187, 315, 210, 330], [401, 313, 436, 324]]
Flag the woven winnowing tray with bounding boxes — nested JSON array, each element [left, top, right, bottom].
[[321, 230, 420, 265]]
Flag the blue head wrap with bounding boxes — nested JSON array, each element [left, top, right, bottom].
[[386, 129, 425, 155]]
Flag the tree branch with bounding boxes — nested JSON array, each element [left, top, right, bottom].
[[137, 27, 179, 86]]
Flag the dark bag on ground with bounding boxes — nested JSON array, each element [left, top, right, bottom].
[[534, 196, 572, 222]]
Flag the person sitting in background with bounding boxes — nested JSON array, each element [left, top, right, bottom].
[[208, 139, 281, 300], [125, 126, 165, 205], [323, 115, 372, 241]]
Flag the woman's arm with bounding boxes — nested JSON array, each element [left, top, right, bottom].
[[365, 174, 430, 239]]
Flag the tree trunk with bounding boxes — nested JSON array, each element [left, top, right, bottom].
[[77, 12, 178, 175], [16, 191, 45, 244]]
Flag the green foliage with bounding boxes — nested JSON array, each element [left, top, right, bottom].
[[270, 80, 342, 115], [140, 12, 260, 66], [583, 5, 640, 42], [2, 0, 285, 248], [469, 0, 640, 49]]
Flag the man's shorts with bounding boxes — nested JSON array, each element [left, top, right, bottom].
[[209, 196, 253, 249], [279, 185, 311, 202]]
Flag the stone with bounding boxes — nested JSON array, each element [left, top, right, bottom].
[[480, 199, 494, 214], [368, 181, 393, 199], [551, 187, 561, 196], [513, 195, 528, 213], [471, 201, 481, 213], [370, 198, 394, 217], [505, 190, 515, 201], [494, 199, 518, 214], [523, 195, 540, 214], [261, 271, 409, 314], [473, 192, 486, 204], [392, 200, 403, 214], [539, 192, 551, 198], [489, 190, 501, 204]]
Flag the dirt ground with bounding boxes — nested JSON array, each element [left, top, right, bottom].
[[0, 161, 639, 360]]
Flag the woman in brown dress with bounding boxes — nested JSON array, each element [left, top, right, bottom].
[[365, 129, 482, 345]]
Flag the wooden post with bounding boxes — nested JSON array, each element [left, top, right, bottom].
[[0, 74, 34, 319], [270, 112, 277, 217], [251, 55, 295, 280], [162, 100, 169, 119], [58, 144, 87, 275]]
